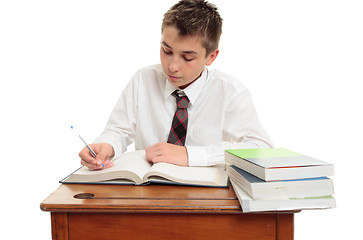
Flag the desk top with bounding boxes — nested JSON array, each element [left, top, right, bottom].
[[41, 184, 242, 213]]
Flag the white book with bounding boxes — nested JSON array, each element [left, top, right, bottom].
[[61, 150, 228, 187], [231, 180, 336, 213]]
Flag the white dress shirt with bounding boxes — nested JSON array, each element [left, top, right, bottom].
[[94, 64, 273, 166]]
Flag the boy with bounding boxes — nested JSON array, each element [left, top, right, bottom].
[[80, 0, 272, 170]]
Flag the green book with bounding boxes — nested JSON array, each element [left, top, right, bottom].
[[227, 148, 301, 159], [225, 148, 334, 181]]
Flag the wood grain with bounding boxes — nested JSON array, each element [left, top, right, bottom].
[[41, 184, 296, 240]]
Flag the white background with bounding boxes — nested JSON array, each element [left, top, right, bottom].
[[1, 0, 362, 239]]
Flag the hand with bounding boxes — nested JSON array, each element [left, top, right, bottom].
[[145, 142, 188, 166], [79, 143, 115, 170]]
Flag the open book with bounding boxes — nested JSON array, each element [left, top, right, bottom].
[[61, 150, 228, 187]]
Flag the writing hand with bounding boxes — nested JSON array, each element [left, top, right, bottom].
[[145, 142, 188, 166], [79, 143, 115, 170]]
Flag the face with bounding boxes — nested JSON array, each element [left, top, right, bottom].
[[160, 26, 219, 89]]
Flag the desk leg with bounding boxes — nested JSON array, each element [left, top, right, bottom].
[[276, 214, 294, 240], [51, 212, 69, 240]]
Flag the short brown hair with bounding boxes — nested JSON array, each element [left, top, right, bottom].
[[162, 0, 223, 56]]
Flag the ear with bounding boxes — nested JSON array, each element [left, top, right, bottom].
[[205, 49, 219, 66]]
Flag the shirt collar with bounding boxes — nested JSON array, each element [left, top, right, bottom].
[[164, 67, 208, 105]]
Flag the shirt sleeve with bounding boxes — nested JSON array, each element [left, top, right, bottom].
[[186, 88, 273, 167], [93, 71, 139, 160]]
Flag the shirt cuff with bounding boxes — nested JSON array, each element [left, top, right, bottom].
[[93, 137, 122, 160], [186, 146, 223, 166]]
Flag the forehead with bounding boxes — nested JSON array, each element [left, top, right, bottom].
[[161, 26, 206, 55]]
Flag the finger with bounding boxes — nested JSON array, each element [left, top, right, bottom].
[[96, 148, 113, 167], [103, 161, 114, 169], [81, 159, 104, 170], [145, 148, 161, 163], [145, 151, 154, 163], [79, 147, 98, 165], [149, 155, 168, 164], [145, 145, 153, 161], [145, 142, 164, 159], [145, 144, 155, 157]]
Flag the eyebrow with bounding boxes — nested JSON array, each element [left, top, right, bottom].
[[162, 41, 198, 55]]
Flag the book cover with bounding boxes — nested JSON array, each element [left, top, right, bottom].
[[225, 148, 334, 181], [226, 148, 330, 168]]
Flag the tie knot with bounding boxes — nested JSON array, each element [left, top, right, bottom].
[[173, 91, 189, 109]]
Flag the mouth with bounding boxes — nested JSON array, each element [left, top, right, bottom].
[[168, 75, 181, 81]]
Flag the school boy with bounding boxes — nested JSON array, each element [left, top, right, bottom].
[[79, 0, 273, 170]]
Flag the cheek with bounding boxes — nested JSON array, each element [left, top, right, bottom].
[[160, 49, 165, 62], [188, 63, 205, 78], [160, 53, 168, 69]]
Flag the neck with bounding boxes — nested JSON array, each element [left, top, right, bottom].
[[179, 70, 203, 89]]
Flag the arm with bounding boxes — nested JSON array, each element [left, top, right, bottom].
[[81, 72, 139, 169], [94, 72, 140, 157]]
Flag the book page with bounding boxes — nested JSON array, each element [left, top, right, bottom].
[[109, 150, 151, 179], [144, 163, 228, 186], [63, 150, 152, 184]]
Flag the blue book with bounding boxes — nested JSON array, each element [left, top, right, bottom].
[[227, 164, 334, 200]]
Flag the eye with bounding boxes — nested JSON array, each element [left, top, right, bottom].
[[184, 57, 193, 62], [162, 48, 172, 55]]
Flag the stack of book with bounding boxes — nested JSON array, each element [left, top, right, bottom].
[[225, 148, 336, 213]]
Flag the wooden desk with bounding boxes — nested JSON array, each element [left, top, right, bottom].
[[41, 184, 296, 240]]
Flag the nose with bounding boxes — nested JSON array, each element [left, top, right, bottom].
[[168, 56, 180, 73]]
